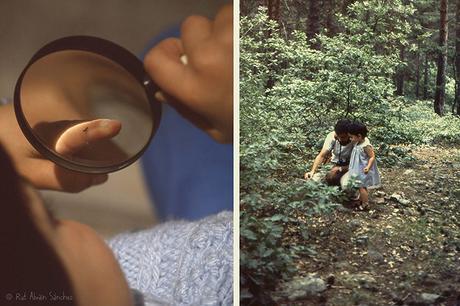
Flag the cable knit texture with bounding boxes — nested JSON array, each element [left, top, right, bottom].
[[107, 211, 233, 306]]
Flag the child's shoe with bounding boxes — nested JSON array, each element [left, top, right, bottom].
[[357, 201, 369, 211]]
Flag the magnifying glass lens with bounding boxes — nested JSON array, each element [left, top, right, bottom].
[[15, 37, 161, 173]]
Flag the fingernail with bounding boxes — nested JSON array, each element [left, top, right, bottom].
[[99, 119, 113, 128], [92, 175, 108, 185], [180, 54, 188, 65]]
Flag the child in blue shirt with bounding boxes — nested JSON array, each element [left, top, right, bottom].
[[0, 4, 233, 306]]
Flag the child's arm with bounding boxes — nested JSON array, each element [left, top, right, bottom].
[[363, 145, 375, 174], [0, 5, 233, 191], [143, 5, 233, 144]]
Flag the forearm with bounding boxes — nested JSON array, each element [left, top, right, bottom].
[[310, 154, 324, 173], [367, 156, 375, 169]]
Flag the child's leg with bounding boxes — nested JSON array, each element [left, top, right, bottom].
[[359, 187, 369, 209]]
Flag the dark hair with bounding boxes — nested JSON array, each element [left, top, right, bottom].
[[348, 121, 368, 137], [334, 119, 351, 134], [0, 142, 76, 306]]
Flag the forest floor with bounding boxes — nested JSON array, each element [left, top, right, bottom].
[[273, 145, 460, 306]]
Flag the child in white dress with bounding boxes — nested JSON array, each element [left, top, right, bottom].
[[348, 121, 381, 209]]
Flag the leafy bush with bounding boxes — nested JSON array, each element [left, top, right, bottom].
[[240, 179, 343, 303], [371, 99, 460, 165], [240, 5, 460, 304], [391, 100, 460, 145]]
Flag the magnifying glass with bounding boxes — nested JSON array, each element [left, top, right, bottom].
[[14, 36, 161, 174]]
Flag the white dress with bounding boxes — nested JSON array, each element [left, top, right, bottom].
[[348, 138, 381, 189]]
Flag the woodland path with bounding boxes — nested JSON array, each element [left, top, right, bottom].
[[274, 145, 460, 305]]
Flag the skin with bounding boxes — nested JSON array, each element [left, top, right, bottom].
[[304, 132, 350, 180], [0, 103, 113, 192], [0, 5, 233, 305], [0, 5, 233, 191], [144, 4, 233, 143], [3, 48, 144, 191], [21, 180, 133, 306], [349, 133, 376, 205]]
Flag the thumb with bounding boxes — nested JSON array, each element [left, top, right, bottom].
[[55, 119, 122, 155]]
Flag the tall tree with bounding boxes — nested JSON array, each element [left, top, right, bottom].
[[434, 0, 448, 115], [340, 0, 354, 14], [455, 0, 460, 115], [395, 46, 406, 95], [323, 0, 338, 35], [415, 50, 421, 98], [307, 0, 321, 48], [266, 0, 280, 22], [240, 0, 265, 16], [423, 54, 429, 99]]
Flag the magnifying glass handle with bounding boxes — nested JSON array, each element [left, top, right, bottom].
[[150, 55, 187, 103]]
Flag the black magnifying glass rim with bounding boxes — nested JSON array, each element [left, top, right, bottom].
[[14, 35, 162, 174]]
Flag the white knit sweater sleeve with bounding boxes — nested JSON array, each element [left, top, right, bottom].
[[107, 211, 233, 306]]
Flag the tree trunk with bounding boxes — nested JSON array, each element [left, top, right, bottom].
[[341, 0, 353, 15], [266, 0, 280, 22], [423, 54, 429, 99], [241, 0, 264, 16], [264, 0, 280, 91], [455, 0, 460, 115], [324, 0, 338, 36], [395, 46, 405, 96], [307, 0, 321, 48], [415, 50, 421, 98], [434, 0, 448, 115]]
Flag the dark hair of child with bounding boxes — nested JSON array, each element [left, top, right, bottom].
[[0, 142, 76, 306], [348, 121, 368, 138]]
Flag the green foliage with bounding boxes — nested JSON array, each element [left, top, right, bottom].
[[240, 4, 460, 303], [240, 179, 343, 302], [337, 0, 414, 54], [388, 100, 460, 145]]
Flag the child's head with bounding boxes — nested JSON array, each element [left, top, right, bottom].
[[348, 121, 368, 143], [0, 141, 133, 306]]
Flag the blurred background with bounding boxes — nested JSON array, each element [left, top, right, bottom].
[[0, 0, 227, 237]]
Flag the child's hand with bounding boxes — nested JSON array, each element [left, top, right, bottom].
[[363, 166, 370, 174], [0, 103, 117, 192], [144, 5, 233, 143]]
